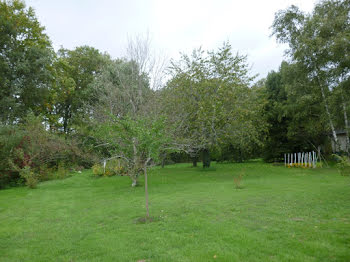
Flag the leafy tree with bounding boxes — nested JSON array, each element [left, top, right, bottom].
[[93, 115, 168, 218], [0, 0, 54, 123], [48, 46, 107, 133], [263, 70, 288, 161], [263, 61, 328, 161], [163, 42, 267, 167], [272, 0, 350, 153]]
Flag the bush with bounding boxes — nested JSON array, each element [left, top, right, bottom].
[[106, 159, 127, 176], [19, 166, 38, 189], [92, 163, 104, 176], [37, 164, 54, 181], [0, 113, 98, 188], [333, 155, 350, 176], [56, 163, 70, 179], [0, 125, 24, 188]]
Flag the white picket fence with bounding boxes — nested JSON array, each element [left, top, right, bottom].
[[284, 151, 317, 168]]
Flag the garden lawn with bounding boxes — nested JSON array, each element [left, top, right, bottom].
[[0, 161, 350, 262]]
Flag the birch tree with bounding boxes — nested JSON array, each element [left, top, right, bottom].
[[272, 0, 350, 152]]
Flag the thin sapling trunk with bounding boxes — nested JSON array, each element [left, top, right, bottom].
[[144, 166, 149, 218]]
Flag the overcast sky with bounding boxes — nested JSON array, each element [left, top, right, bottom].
[[26, 0, 316, 80]]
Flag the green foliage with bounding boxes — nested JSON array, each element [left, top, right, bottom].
[[0, 113, 94, 188], [36, 164, 53, 181], [0, 125, 24, 188], [91, 115, 168, 184], [56, 163, 69, 179], [163, 42, 267, 166], [92, 163, 104, 176], [333, 154, 350, 176], [272, 0, 350, 155], [48, 46, 108, 133], [215, 144, 257, 163], [0, 0, 54, 123], [106, 159, 127, 176], [262, 62, 328, 162], [19, 166, 38, 189]]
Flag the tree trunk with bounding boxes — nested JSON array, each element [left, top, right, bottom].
[[132, 137, 139, 187], [131, 177, 138, 187], [319, 84, 338, 150], [161, 151, 166, 168], [202, 148, 210, 168], [342, 99, 350, 154], [144, 166, 149, 218], [192, 155, 198, 167], [63, 103, 70, 135], [238, 148, 243, 163]]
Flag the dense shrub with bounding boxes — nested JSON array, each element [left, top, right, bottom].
[[56, 163, 70, 179], [19, 166, 38, 189], [92, 163, 104, 176], [0, 114, 97, 188], [333, 155, 350, 176], [0, 125, 24, 188]]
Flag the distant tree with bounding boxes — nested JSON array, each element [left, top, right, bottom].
[[0, 0, 54, 124], [263, 61, 328, 161], [48, 46, 107, 133], [91, 58, 152, 121]]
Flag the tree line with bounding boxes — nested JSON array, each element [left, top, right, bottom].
[[0, 0, 349, 189]]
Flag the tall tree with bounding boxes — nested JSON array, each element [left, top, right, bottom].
[[272, 0, 350, 153], [0, 0, 54, 124], [163, 42, 267, 167], [48, 46, 107, 133], [263, 61, 328, 161]]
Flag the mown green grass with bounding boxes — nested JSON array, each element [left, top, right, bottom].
[[1, 161, 349, 262]]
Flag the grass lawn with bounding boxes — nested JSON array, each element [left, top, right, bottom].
[[0, 161, 349, 262]]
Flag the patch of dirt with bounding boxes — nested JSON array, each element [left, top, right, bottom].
[[134, 216, 160, 224], [290, 217, 304, 222]]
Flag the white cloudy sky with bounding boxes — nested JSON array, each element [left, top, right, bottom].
[[26, 0, 316, 79]]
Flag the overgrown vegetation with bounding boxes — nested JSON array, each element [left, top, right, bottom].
[[333, 154, 350, 176], [0, 113, 94, 188]]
